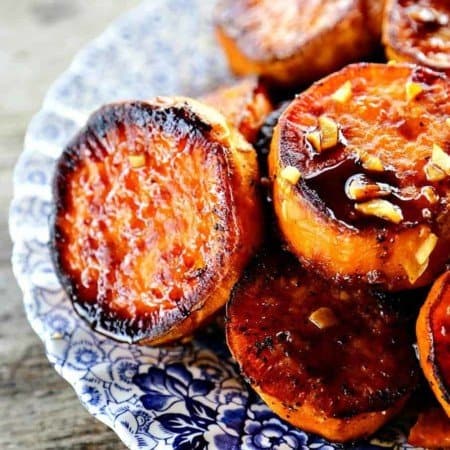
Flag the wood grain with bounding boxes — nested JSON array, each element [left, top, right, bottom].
[[0, 1, 139, 448]]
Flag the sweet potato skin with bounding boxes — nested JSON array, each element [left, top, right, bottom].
[[226, 251, 418, 442], [269, 63, 450, 291], [214, 0, 376, 87], [51, 98, 263, 345], [417, 271, 450, 417], [383, 0, 450, 74], [201, 77, 273, 144]]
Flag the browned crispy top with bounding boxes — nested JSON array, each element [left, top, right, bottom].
[[227, 252, 419, 418], [52, 101, 240, 342]]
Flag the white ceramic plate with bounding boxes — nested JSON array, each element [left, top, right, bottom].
[[10, 1, 418, 448]]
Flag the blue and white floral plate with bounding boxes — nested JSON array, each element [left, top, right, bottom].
[[10, 1, 421, 448]]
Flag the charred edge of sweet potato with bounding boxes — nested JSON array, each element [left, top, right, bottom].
[[51, 101, 241, 344], [429, 273, 450, 404], [226, 249, 418, 418], [383, 0, 450, 71]]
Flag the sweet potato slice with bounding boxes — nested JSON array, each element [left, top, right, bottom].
[[214, 0, 376, 87], [226, 251, 418, 442], [408, 406, 450, 447], [201, 77, 273, 144], [361, 0, 386, 40], [383, 0, 450, 74], [269, 63, 450, 291], [51, 97, 263, 345], [417, 271, 450, 417]]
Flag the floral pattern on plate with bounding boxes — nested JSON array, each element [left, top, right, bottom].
[[10, 0, 419, 448]]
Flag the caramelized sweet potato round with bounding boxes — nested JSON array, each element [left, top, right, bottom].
[[383, 0, 450, 74], [226, 251, 418, 442], [269, 63, 450, 291], [52, 97, 263, 345], [201, 77, 273, 144], [214, 0, 376, 87], [416, 271, 450, 417]]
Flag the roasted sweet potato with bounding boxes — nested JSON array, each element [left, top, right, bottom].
[[226, 251, 418, 442], [409, 406, 450, 447], [269, 63, 450, 291], [201, 77, 273, 144], [416, 271, 450, 417], [361, 0, 386, 40], [51, 97, 263, 345], [214, 0, 377, 87], [383, 0, 450, 74]]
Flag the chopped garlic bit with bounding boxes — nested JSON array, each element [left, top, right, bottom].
[[331, 81, 352, 103], [415, 233, 438, 265], [403, 258, 429, 284], [345, 174, 391, 201], [280, 166, 301, 185], [355, 199, 404, 224], [387, 60, 398, 66], [405, 80, 424, 102], [424, 161, 446, 181], [318, 115, 339, 150], [309, 307, 338, 329], [431, 144, 450, 175], [129, 153, 146, 168], [306, 130, 322, 152], [446, 118, 450, 127], [360, 153, 384, 172], [421, 186, 439, 204]]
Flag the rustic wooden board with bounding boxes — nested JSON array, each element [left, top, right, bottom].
[[0, 1, 139, 448]]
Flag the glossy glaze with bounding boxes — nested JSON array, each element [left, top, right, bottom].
[[227, 251, 418, 419], [52, 100, 262, 343]]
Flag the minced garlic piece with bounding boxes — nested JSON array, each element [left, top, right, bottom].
[[306, 130, 322, 152], [331, 81, 352, 103], [355, 199, 404, 224], [280, 166, 301, 185], [405, 81, 424, 101], [415, 233, 438, 265], [345, 175, 391, 201], [129, 153, 146, 168], [445, 118, 450, 127], [318, 115, 339, 150], [424, 161, 446, 181], [309, 307, 338, 329], [421, 186, 439, 204], [403, 258, 429, 284], [361, 154, 384, 172], [431, 144, 450, 175]]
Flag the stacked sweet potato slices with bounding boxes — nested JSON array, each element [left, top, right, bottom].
[[51, 0, 450, 445]]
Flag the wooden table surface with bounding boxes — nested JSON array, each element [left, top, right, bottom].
[[0, 2, 139, 448]]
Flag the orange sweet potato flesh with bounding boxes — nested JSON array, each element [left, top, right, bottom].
[[409, 406, 450, 447], [51, 97, 263, 345], [226, 251, 419, 442], [417, 271, 450, 418], [214, 0, 376, 87], [201, 77, 273, 144], [269, 63, 450, 291], [383, 0, 450, 74]]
